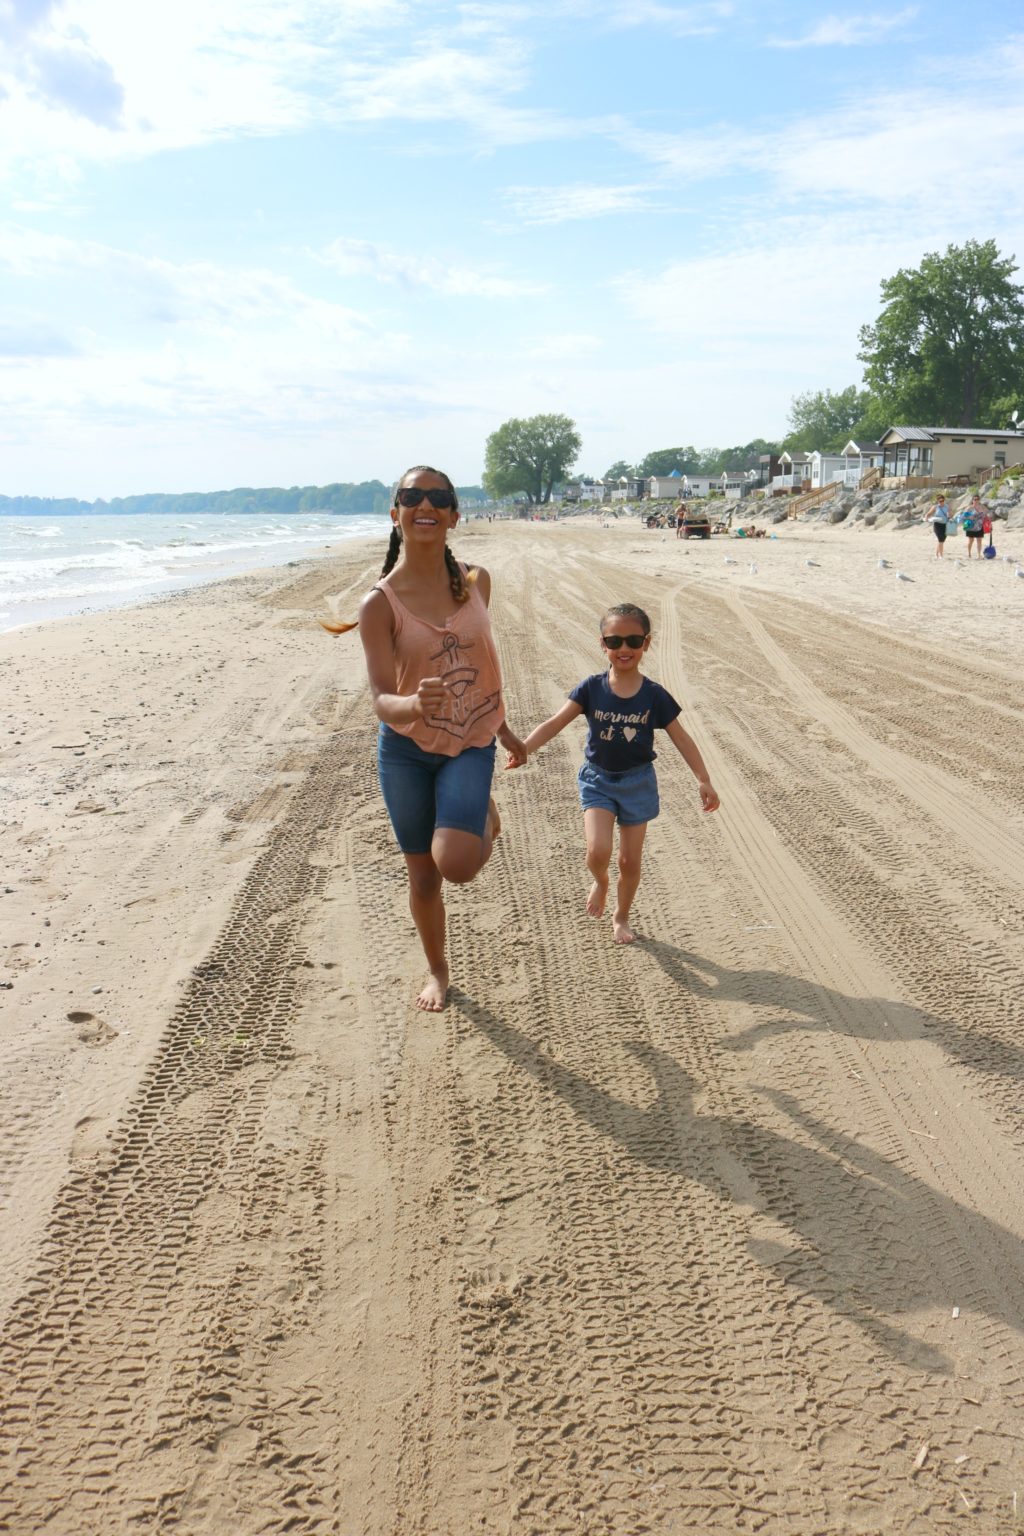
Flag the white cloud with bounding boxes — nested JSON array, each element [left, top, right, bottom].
[[504, 182, 654, 224], [526, 332, 602, 359], [767, 9, 917, 48], [0, 0, 594, 189], [623, 41, 1024, 218], [315, 236, 547, 297], [600, 0, 733, 35]]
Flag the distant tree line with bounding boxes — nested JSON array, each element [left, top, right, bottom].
[[0, 481, 486, 517]]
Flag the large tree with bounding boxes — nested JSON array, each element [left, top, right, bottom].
[[638, 446, 701, 477], [483, 413, 582, 503], [858, 239, 1024, 427], [783, 386, 875, 453]]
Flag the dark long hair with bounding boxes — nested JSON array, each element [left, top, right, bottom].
[[383, 466, 467, 604], [600, 602, 651, 636]]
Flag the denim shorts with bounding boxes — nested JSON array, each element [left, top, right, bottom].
[[578, 760, 660, 826], [377, 725, 496, 855]]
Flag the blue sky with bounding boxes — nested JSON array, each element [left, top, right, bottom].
[[1, 0, 1022, 497]]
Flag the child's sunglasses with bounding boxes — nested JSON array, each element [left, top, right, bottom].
[[396, 487, 456, 510], [602, 634, 646, 650]]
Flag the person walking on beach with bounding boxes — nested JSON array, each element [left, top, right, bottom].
[[927, 493, 950, 557], [509, 603, 720, 945], [344, 465, 527, 1010], [962, 494, 986, 559]]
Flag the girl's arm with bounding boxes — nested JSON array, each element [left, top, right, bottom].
[[664, 717, 720, 812], [506, 700, 583, 767], [358, 589, 448, 726], [497, 719, 528, 768]]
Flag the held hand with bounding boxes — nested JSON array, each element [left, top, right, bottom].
[[414, 676, 448, 717], [502, 731, 529, 770], [699, 780, 720, 813]]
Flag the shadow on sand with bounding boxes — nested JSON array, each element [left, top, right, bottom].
[[452, 950, 1024, 1375]]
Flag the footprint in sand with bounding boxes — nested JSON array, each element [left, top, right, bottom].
[[67, 1010, 119, 1047]]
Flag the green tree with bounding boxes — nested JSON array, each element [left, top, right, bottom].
[[483, 413, 582, 503], [858, 239, 1024, 427], [783, 387, 874, 453], [638, 446, 700, 476], [604, 459, 635, 481], [694, 440, 780, 475]]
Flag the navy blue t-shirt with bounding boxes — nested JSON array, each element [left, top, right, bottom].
[[569, 672, 682, 774]]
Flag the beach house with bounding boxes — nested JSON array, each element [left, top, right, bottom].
[[769, 450, 811, 493], [808, 451, 847, 489], [647, 472, 685, 500], [840, 439, 884, 486], [878, 426, 1024, 485], [720, 470, 755, 500]]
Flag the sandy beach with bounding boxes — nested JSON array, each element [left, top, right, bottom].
[[2, 514, 1024, 1533]]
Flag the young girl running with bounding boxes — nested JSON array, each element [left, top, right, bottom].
[[348, 465, 526, 1010], [511, 603, 719, 945]]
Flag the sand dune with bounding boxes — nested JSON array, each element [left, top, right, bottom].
[[1, 518, 1023, 1533]]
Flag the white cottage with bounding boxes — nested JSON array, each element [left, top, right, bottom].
[[840, 439, 884, 486], [647, 472, 685, 500], [808, 451, 847, 489], [769, 451, 811, 492]]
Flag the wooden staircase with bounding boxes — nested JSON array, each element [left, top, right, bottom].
[[784, 480, 842, 518]]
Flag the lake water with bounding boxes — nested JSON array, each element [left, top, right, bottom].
[[0, 512, 390, 633]]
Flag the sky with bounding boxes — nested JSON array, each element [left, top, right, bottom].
[[1, 0, 1023, 498]]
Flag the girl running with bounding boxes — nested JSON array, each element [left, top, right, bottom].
[[344, 465, 526, 1010], [511, 603, 720, 945]]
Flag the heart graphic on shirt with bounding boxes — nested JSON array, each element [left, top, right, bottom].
[[623, 726, 637, 741]]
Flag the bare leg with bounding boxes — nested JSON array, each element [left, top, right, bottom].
[[404, 852, 448, 1010], [432, 819, 495, 885], [584, 808, 615, 917], [613, 821, 648, 944]]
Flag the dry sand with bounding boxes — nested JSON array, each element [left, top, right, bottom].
[[2, 516, 1023, 1533]]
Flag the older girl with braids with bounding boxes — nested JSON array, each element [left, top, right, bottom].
[[349, 465, 526, 1011]]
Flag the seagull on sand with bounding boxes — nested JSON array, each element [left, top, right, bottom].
[[749, 561, 758, 574], [723, 555, 738, 565], [805, 558, 821, 568], [877, 557, 890, 569], [1015, 567, 1024, 581], [895, 570, 914, 583]]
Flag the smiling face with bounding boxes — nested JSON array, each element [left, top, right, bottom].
[[600, 611, 651, 676], [392, 468, 459, 545]]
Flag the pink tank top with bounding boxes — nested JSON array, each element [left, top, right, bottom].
[[374, 571, 506, 756]]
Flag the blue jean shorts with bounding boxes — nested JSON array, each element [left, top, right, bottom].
[[377, 725, 496, 855], [578, 760, 660, 826]]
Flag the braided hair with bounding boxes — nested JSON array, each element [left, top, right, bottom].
[[319, 465, 469, 635], [383, 466, 469, 605]]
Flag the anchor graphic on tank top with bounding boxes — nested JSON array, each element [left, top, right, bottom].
[[427, 630, 500, 740]]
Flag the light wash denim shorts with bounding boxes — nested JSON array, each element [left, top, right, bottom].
[[578, 760, 660, 826], [377, 725, 496, 855]]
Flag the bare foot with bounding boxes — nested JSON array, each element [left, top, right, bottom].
[[586, 877, 608, 917], [416, 967, 449, 1011], [612, 915, 636, 945]]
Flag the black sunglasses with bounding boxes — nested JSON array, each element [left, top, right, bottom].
[[396, 487, 456, 510], [602, 634, 646, 650]]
